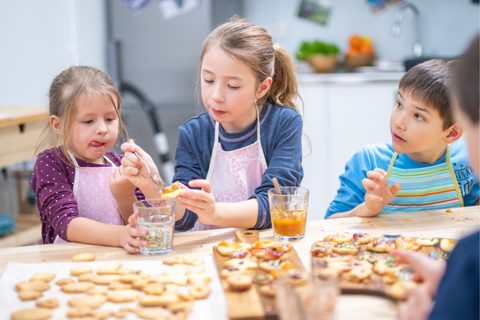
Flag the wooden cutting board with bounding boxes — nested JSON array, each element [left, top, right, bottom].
[[311, 235, 454, 300], [213, 230, 306, 320]]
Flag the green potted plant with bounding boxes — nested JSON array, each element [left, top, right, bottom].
[[296, 40, 340, 73]]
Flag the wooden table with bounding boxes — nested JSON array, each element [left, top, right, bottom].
[[0, 206, 478, 319], [0, 106, 48, 168]]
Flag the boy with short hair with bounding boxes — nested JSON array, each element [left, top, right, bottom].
[[325, 59, 479, 219]]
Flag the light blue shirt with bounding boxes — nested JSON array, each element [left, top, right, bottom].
[[325, 140, 479, 219]]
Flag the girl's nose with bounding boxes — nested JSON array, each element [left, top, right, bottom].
[[211, 85, 225, 103], [96, 121, 108, 134]]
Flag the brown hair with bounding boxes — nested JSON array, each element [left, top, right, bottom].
[[36, 66, 127, 167], [197, 16, 301, 112], [450, 34, 479, 124], [399, 59, 456, 130]]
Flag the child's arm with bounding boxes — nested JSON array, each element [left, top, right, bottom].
[[67, 214, 147, 253], [176, 180, 258, 228], [327, 168, 401, 219]]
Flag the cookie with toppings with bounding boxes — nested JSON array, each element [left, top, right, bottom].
[[273, 242, 293, 252], [250, 247, 269, 258], [311, 241, 336, 257], [384, 270, 414, 285], [331, 241, 360, 255], [352, 232, 374, 244], [226, 274, 253, 292], [217, 241, 252, 256], [367, 237, 396, 253], [328, 260, 371, 273], [358, 251, 389, 264], [347, 265, 373, 283], [390, 280, 417, 299], [224, 258, 257, 270], [373, 256, 403, 275], [324, 233, 351, 244], [229, 250, 251, 259], [220, 267, 248, 278], [325, 253, 350, 263], [259, 259, 285, 272], [395, 238, 421, 251], [440, 238, 458, 253], [416, 237, 439, 246], [264, 249, 287, 261]]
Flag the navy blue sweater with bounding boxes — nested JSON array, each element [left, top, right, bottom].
[[429, 231, 479, 320], [173, 104, 304, 231]]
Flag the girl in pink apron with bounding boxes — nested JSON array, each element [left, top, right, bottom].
[[32, 66, 151, 252], [120, 17, 304, 231]]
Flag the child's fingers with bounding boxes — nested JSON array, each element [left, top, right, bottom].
[[188, 180, 212, 193], [127, 213, 137, 228], [362, 178, 379, 191], [367, 170, 385, 182], [373, 168, 388, 176], [177, 195, 208, 210], [175, 181, 189, 189], [123, 166, 139, 177], [124, 243, 140, 254], [180, 189, 214, 202], [365, 193, 383, 202], [120, 139, 137, 153], [389, 183, 402, 196], [122, 152, 142, 168]]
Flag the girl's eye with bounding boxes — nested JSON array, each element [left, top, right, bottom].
[[83, 120, 93, 124], [106, 118, 115, 122], [415, 114, 425, 121], [228, 85, 239, 90], [204, 79, 213, 84], [396, 101, 403, 109]]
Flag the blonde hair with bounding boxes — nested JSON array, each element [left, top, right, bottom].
[[197, 16, 301, 112], [36, 66, 127, 167]]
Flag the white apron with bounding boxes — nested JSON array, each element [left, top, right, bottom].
[[192, 106, 268, 231], [54, 152, 124, 243]]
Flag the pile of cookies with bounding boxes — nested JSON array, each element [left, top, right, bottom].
[[11, 253, 211, 320], [311, 232, 458, 299], [216, 240, 307, 298]]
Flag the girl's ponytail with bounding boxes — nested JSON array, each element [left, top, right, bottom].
[[263, 44, 299, 112]]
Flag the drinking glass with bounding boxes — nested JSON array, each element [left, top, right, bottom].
[[268, 187, 309, 241], [277, 274, 339, 320], [133, 199, 175, 255]]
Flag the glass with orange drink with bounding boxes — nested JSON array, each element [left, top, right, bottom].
[[268, 187, 309, 241]]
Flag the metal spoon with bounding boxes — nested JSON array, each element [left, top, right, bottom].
[[134, 151, 168, 190]]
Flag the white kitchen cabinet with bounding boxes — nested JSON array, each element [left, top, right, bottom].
[[298, 73, 403, 220]]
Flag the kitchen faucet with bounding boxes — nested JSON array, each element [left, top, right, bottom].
[[391, 1, 422, 58]]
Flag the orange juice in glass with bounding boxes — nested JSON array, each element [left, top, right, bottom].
[[268, 187, 309, 241]]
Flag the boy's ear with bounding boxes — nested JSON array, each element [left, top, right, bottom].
[[50, 115, 61, 135], [443, 123, 464, 144], [256, 77, 273, 99]]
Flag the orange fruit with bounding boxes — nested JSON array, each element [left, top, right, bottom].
[[349, 35, 362, 49], [359, 44, 373, 55], [346, 48, 360, 56]]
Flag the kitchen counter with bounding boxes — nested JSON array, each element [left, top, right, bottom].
[[298, 71, 404, 84], [0, 206, 478, 319]]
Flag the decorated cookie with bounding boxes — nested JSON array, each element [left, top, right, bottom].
[[252, 273, 274, 285], [259, 282, 277, 297], [160, 182, 183, 200], [224, 258, 257, 270], [358, 251, 389, 264], [272, 242, 293, 252], [367, 238, 396, 253], [373, 256, 403, 275], [324, 233, 352, 244], [384, 270, 414, 285], [416, 237, 439, 246], [253, 241, 274, 248], [229, 250, 251, 259], [347, 265, 373, 283], [352, 232, 374, 244], [264, 249, 287, 261], [440, 238, 458, 252], [286, 269, 308, 286], [259, 259, 285, 272], [332, 241, 360, 255], [325, 253, 350, 263], [217, 241, 252, 256], [395, 238, 421, 251], [328, 260, 371, 273], [250, 247, 269, 258], [311, 245, 332, 257], [220, 267, 248, 278]]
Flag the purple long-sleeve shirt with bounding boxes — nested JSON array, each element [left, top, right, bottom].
[[31, 148, 145, 244]]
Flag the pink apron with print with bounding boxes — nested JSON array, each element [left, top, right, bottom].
[[54, 152, 124, 243], [193, 106, 268, 231]]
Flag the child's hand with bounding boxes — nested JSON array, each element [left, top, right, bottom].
[[121, 139, 161, 193], [361, 168, 401, 216], [117, 213, 148, 254], [176, 180, 218, 225], [109, 167, 136, 199]]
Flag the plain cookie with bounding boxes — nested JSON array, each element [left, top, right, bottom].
[[73, 253, 96, 262], [11, 308, 52, 320]]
